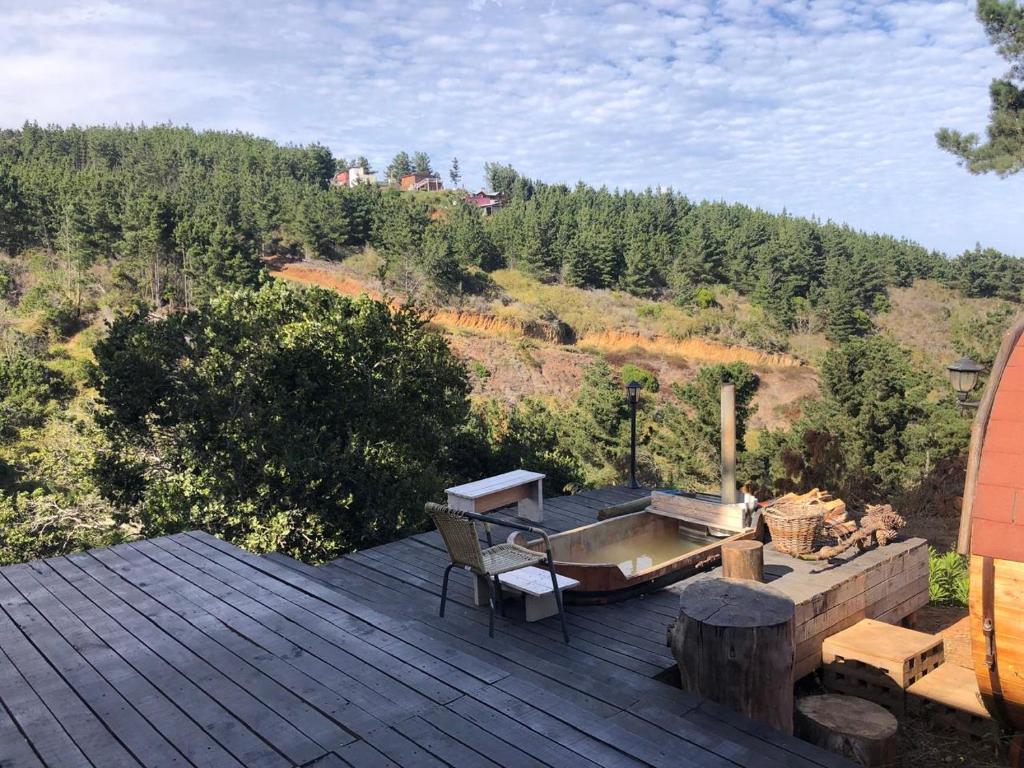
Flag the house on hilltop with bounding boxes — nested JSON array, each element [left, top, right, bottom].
[[400, 172, 443, 191], [330, 167, 376, 187], [466, 190, 506, 215]]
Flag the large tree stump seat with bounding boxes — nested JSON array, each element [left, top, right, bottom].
[[669, 577, 796, 733]]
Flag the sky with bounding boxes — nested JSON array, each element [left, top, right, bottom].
[[0, 0, 1018, 256]]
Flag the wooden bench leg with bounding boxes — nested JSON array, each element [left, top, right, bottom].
[[517, 480, 544, 522], [524, 593, 559, 622]]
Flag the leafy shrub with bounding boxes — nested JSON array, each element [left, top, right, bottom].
[[693, 286, 719, 309], [92, 282, 471, 562], [620, 363, 659, 393], [928, 547, 969, 607], [470, 361, 490, 379]]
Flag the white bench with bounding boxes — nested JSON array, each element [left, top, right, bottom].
[[445, 470, 545, 522], [473, 566, 579, 621]]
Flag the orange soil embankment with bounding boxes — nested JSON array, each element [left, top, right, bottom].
[[271, 262, 561, 340], [579, 330, 802, 369], [271, 262, 803, 368], [272, 262, 382, 300]]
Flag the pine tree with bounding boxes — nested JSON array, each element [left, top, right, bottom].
[[937, 0, 1024, 175], [411, 151, 432, 175], [448, 157, 461, 188], [386, 152, 413, 183], [675, 218, 724, 287]]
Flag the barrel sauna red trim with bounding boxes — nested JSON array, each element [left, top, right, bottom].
[[958, 318, 1024, 730]]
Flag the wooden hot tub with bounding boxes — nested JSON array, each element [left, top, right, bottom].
[[516, 510, 757, 603]]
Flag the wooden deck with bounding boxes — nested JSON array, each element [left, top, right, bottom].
[[0, 487, 853, 767]]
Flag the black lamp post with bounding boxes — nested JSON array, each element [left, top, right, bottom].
[[626, 380, 641, 489], [946, 356, 984, 411]]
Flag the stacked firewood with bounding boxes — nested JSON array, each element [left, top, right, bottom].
[[766, 488, 857, 538], [763, 490, 906, 560]]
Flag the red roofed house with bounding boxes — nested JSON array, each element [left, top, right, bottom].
[[330, 170, 349, 187], [466, 191, 506, 216]]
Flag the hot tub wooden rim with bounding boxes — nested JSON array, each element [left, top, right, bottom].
[[547, 529, 755, 578], [516, 512, 757, 596]]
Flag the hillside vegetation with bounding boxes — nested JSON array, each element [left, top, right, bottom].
[[0, 123, 1021, 562]]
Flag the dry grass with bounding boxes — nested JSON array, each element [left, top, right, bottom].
[[577, 328, 802, 368], [878, 280, 1021, 372]]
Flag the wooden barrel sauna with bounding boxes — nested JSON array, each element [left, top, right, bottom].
[[958, 318, 1024, 730]]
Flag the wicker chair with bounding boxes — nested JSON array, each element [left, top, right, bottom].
[[426, 502, 569, 643]]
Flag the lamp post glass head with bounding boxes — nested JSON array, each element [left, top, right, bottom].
[[946, 356, 984, 402], [626, 380, 641, 404]]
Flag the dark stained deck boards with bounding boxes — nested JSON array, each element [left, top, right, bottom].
[[0, 486, 851, 767]]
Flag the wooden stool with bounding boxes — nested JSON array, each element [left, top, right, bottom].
[[822, 618, 943, 714], [721, 540, 764, 581], [670, 577, 795, 733], [796, 694, 898, 767]]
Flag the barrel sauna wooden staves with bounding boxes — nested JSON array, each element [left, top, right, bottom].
[[959, 318, 1024, 729]]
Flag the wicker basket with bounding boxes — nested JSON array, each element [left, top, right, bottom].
[[763, 504, 825, 556]]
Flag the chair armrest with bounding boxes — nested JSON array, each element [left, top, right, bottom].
[[426, 503, 554, 554]]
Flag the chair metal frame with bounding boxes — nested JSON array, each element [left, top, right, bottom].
[[426, 502, 569, 643]]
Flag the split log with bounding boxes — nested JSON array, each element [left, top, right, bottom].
[[721, 540, 764, 582], [670, 577, 795, 733], [795, 695, 898, 767]]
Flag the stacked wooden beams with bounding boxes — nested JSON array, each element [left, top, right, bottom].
[[780, 539, 930, 680]]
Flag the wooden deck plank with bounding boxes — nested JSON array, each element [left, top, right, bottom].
[[0, 571, 190, 768], [0, 645, 78, 768], [494, 676, 717, 768], [109, 541, 386, 740], [466, 686, 647, 768], [313, 562, 654, 717], [177, 533, 509, 695], [0, 482, 855, 768], [134, 539, 407, 729], [51, 551, 327, 767], [25, 558, 289, 768], [397, 714, 504, 768], [81, 545, 344, 762], [345, 545, 668, 676], [0, 616, 139, 768], [0, 698, 44, 768], [4, 563, 248, 768]]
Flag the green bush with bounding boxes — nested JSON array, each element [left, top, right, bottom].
[[620, 363, 659, 393], [92, 281, 471, 562], [928, 547, 969, 607]]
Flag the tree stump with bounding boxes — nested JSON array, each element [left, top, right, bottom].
[[670, 577, 795, 733], [795, 695, 898, 767], [721, 540, 764, 582]]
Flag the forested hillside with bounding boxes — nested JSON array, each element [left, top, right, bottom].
[[1, 123, 1021, 563]]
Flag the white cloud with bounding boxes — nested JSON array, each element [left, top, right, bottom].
[[0, 0, 1016, 254]]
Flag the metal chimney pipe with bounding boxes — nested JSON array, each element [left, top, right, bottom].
[[721, 382, 738, 504]]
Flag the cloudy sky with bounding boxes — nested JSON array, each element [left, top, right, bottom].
[[0, 0, 1018, 255]]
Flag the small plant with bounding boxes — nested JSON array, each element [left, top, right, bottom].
[[637, 303, 663, 319], [693, 286, 719, 310], [928, 547, 969, 607], [469, 361, 490, 379], [620, 363, 659, 393]]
